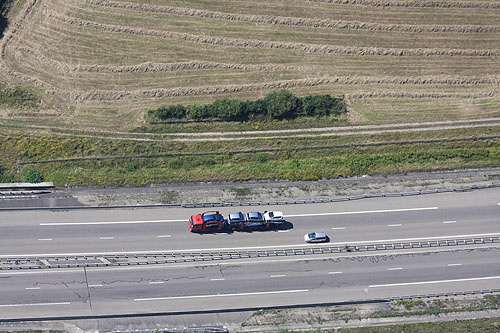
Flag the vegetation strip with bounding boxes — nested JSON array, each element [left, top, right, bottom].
[[16, 135, 500, 166]]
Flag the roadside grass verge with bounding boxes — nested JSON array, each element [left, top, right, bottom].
[[2, 125, 500, 186], [243, 295, 500, 332]]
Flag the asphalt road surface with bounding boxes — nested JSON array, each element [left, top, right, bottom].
[[0, 188, 499, 320]]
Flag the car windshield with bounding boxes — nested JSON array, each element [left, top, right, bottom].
[[308, 233, 315, 238]]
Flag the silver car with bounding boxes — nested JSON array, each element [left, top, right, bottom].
[[304, 232, 328, 243]]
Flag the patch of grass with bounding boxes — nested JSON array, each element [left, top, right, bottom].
[[0, 84, 40, 109], [231, 187, 252, 197], [338, 317, 500, 333]]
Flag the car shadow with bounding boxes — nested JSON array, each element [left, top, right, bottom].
[[234, 221, 294, 233]]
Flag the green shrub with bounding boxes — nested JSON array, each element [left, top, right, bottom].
[[212, 98, 246, 121], [24, 169, 44, 183], [150, 90, 345, 123], [155, 104, 186, 120], [263, 89, 300, 119], [302, 94, 344, 117], [186, 104, 215, 120]]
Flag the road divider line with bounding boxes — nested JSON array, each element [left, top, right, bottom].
[[369, 275, 500, 288], [157, 235, 172, 238], [328, 271, 343, 275], [25, 287, 40, 290], [447, 263, 462, 267], [134, 289, 309, 301], [40, 219, 185, 226], [331, 227, 346, 230], [39, 207, 437, 226], [286, 207, 438, 218], [88, 284, 103, 287], [99, 237, 115, 240], [270, 275, 286, 278], [388, 267, 403, 271], [149, 281, 165, 284], [277, 230, 289, 233], [37, 238, 52, 241], [0, 302, 70, 307], [210, 278, 225, 281], [443, 221, 457, 224], [387, 224, 402, 227]]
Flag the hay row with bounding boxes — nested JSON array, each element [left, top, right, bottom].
[[307, 0, 500, 9], [350, 91, 497, 99], [51, 13, 500, 57], [15, 47, 294, 73], [83, 0, 500, 33], [74, 77, 500, 102], [0, 0, 59, 93]]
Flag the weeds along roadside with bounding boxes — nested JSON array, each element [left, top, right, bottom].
[[1, 125, 500, 186]]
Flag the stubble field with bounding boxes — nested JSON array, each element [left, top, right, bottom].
[[0, 0, 500, 185]]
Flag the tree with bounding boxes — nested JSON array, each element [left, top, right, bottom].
[[302, 94, 336, 117], [263, 89, 300, 119], [212, 98, 246, 121], [186, 104, 215, 120], [155, 104, 186, 120]]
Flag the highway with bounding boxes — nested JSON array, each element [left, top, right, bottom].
[[0, 187, 499, 320]]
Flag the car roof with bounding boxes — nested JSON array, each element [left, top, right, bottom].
[[314, 232, 326, 238], [202, 213, 223, 222], [229, 212, 244, 219], [247, 212, 262, 217]]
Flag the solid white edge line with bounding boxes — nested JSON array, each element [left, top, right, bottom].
[[0, 302, 70, 307], [40, 219, 185, 226], [286, 207, 438, 218], [369, 275, 500, 288], [134, 289, 309, 301], [6, 232, 500, 258]]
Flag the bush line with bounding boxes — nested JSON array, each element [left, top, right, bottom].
[[149, 89, 346, 122]]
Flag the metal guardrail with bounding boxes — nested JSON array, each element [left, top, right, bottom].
[[0, 182, 54, 190], [2, 236, 499, 270], [1, 182, 499, 210]]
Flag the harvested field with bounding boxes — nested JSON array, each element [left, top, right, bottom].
[[0, 0, 499, 131]]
